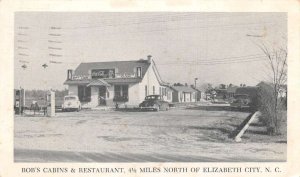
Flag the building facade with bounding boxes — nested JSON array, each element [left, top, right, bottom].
[[64, 55, 172, 108]]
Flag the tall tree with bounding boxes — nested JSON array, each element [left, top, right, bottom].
[[257, 42, 287, 135]]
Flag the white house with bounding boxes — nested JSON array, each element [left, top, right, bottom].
[[64, 55, 172, 108]]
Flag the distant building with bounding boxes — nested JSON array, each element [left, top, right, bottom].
[[235, 86, 259, 100], [214, 88, 227, 99], [171, 86, 197, 103], [192, 87, 206, 101], [226, 86, 239, 98], [64, 55, 172, 108]]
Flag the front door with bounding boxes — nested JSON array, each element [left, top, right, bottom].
[[98, 86, 106, 106]]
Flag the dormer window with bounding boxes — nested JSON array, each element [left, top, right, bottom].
[[136, 67, 142, 78]]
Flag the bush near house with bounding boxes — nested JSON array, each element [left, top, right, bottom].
[[257, 83, 287, 135]]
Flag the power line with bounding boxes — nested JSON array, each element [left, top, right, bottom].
[[157, 56, 267, 66], [18, 13, 255, 30], [60, 13, 283, 30], [60, 22, 283, 39], [49, 53, 268, 66], [16, 13, 286, 35], [175, 53, 267, 63]]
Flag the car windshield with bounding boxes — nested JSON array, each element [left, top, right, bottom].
[[145, 95, 160, 100], [65, 96, 76, 101]]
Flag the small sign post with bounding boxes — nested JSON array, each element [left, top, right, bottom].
[[46, 90, 55, 117]]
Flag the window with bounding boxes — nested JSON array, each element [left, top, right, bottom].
[[78, 86, 91, 102], [65, 96, 76, 101], [114, 85, 129, 102], [153, 86, 155, 94], [180, 92, 183, 102], [115, 85, 121, 96], [136, 67, 142, 78], [114, 85, 128, 97], [167, 91, 171, 100], [159, 87, 162, 95], [145, 85, 148, 97]]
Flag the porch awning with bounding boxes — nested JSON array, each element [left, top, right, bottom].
[[87, 79, 111, 87], [64, 79, 91, 85]]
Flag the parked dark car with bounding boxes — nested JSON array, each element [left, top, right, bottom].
[[139, 95, 170, 111]]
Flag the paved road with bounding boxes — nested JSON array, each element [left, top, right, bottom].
[[15, 148, 281, 162]]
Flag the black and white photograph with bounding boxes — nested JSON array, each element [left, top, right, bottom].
[[13, 12, 287, 162]]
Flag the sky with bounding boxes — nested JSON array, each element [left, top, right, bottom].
[[14, 12, 287, 90]]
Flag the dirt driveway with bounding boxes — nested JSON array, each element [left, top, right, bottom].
[[14, 108, 286, 162]]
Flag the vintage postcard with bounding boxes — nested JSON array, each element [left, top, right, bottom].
[[0, 0, 299, 177]]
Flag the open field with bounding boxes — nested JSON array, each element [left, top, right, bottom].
[[14, 108, 286, 162]]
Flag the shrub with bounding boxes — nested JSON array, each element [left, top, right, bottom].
[[257, 83, 286, 135]]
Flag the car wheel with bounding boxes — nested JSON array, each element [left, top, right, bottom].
[[166, 105, 169, 111], [153, 104, 159, 112]]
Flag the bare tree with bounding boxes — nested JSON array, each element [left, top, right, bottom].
[[257, 42, 287, 135]]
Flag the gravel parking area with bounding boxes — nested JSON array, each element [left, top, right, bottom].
[[14, 108, 286, 162]]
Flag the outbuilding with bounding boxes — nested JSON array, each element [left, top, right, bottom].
[[171, 86, 197, 103]]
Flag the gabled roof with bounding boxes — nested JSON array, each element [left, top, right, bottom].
[[64, 57, 172, 86], [74, 59, 151, 80], [152, 60, 169, 86], [64, 59, 152, 85], [87, 79, 110, 87], [64, 79, 91, 85], [171, 86, 197, 92], [193, 87, 205, 92]]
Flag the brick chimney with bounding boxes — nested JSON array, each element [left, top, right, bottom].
[[67, 69, 73, 80], [147, 55, 152, 63]]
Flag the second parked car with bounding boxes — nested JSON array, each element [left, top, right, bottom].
[[139, 95, 169, 111]]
